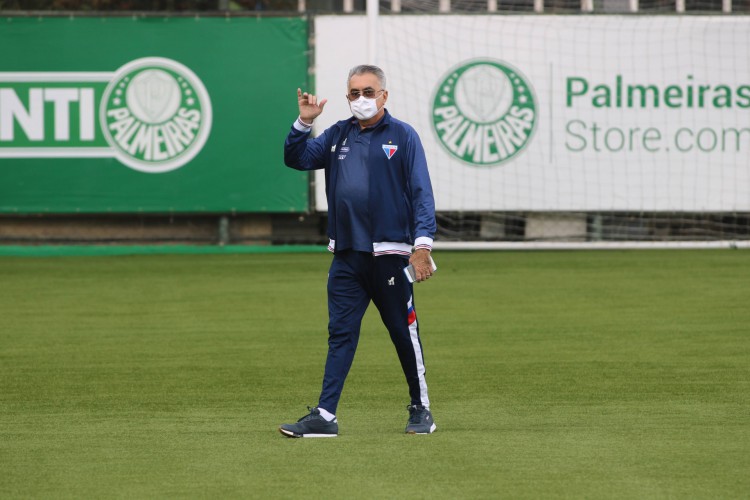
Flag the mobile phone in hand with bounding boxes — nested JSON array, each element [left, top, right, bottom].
[[403, 256, 437, 283]]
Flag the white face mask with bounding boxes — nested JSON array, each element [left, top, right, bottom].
[[349, 95, 381, 121]]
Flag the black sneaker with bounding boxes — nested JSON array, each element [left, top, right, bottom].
[[279, 407, 338, 438], [405, 404, 437, 434]]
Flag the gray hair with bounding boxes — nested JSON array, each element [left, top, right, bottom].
[[347, 65, 387, 90]]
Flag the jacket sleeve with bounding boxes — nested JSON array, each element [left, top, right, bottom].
[[406, 129, 437, 247], [283, 121, 331, 172]]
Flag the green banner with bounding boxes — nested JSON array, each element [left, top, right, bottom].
[[0, 16, 309, 213]]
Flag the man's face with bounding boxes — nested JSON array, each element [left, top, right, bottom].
[[348, 73, 388, 104]]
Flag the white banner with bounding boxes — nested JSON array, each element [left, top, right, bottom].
[[313, 16, 750, 212]]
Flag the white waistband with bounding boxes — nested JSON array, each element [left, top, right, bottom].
[[327, 238, 433, 255]]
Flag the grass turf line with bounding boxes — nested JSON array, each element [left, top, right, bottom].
[[0, 250, 748, 498]]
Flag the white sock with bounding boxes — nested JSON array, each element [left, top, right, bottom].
[[317, 407, 336, 421]]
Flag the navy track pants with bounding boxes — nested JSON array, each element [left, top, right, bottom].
[[318, 250, 430, 414]]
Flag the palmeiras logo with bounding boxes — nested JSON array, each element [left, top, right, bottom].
[[432, 59, 537, 167], [101, 57, 212, 173]]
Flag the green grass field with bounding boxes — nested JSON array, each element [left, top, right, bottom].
[[1, 249, 748, 498]]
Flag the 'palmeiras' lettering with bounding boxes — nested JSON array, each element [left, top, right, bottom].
[[106, 107, 200, 161]]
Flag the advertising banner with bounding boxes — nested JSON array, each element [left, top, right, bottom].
[[314, 16, 750, 211], [0, 16, 309, 213]]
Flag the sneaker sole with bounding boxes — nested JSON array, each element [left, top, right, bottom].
[[279, 427, 337, 438], [406, 423, 437, 435]]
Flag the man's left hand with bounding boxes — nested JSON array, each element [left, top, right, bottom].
[[409, 248, 433, 283]]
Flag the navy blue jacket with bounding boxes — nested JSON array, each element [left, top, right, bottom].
[[284, 110, 436, 252]]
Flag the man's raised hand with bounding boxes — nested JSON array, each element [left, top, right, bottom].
[[297, 88, 328, 125]]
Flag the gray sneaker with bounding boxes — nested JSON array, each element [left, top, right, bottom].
[[405, 405, 437, 434], [279, 407, 338, 438]]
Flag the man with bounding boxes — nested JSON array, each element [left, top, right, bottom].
[[279, 65, 437, 438]]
